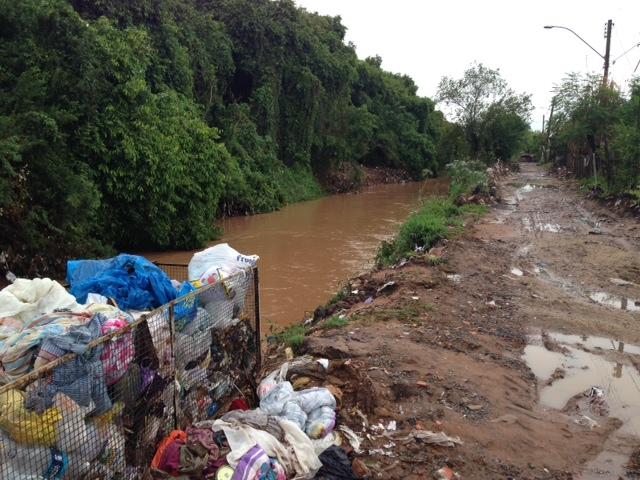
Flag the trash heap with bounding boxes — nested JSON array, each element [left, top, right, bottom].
[[0, 244, 259, 479], [149, 355, 363, 479]]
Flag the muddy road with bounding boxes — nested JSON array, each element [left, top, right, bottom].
[[293, 163, 640, 479]]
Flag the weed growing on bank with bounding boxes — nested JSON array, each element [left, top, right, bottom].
[[278, 325, 308, 352], [376, 160, 490, 266]]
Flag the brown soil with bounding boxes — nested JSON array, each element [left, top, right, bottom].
[[266, 164, 640, 479]]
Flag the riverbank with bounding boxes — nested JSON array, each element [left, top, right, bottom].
[[266, 163, 640, 479]]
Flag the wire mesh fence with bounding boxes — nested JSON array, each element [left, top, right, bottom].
[[0, 267, 260, 479]]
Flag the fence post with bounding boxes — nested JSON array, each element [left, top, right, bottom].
[[168, 301, 179, 429], [253, 267, 262, 371]]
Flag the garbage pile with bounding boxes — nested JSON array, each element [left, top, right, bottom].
[[149, 355, 366, 479], [0, 243, 259, 479]]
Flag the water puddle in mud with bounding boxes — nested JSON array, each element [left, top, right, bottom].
[[524, 331, 640, 478], [589, 292, 640, 312]]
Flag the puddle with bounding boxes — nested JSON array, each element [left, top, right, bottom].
[[589, 292, 640, 312], [524, 331, 640, 478]]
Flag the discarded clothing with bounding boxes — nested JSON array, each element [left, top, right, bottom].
[[24, 316, 113, 415], [208, 417, 321, 479], [316, 446, 357, 480], [233, 446, 286, 480], [99, 314, 135, 386], [219, 409, 285, 441], [67, 254, 177, 311], [0, 278, 79, 324], [0, 311, 92, 384]]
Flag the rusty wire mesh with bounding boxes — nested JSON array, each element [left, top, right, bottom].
[[0, 268, 260, 479]]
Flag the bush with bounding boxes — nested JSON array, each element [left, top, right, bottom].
[[446, 160, 489, 199]]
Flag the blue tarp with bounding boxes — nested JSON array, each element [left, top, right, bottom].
[[67, 254, 178, 311]]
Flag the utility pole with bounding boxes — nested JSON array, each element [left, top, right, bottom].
[[540, 115, 545, 163], [603, 19, 613, 85], [545, 99, 555, 164]]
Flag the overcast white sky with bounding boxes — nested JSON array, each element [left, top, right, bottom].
[[295, 0, 640, 130]]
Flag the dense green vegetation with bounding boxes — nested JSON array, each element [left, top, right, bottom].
[[544, 73, 640, 200], [376, 160, 489, 266], [437, 63, 532, 165], [0, 0, 449, 276]]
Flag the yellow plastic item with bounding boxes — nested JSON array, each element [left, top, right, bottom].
[[0, 389, 61, 446]]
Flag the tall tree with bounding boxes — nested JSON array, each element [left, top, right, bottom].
[[437, 63, 531, 161]]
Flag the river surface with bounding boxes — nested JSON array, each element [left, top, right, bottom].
[[147, 180, 448, 330]]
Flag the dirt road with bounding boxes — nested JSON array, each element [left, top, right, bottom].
[[293, 163, 640, 479]]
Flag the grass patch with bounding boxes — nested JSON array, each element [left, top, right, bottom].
[[459, 203, 489, 216], [327, 286, 348, 307], [319, 315, 348, 330], [353, 301, 435, 325], [277, 325, 308, 352], [376, 160, 491, 267], [376, 198, 459, 266]]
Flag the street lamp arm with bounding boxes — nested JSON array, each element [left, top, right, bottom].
[[612, 42, 640, 64], [544, 25, 604, 59]]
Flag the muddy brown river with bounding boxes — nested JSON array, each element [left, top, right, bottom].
[[147, 179, 448, 330]]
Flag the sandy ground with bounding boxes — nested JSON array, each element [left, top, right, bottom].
[[270, 164, 640, 479]]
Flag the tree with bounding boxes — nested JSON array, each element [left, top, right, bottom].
[[437, 63, 532, 161]]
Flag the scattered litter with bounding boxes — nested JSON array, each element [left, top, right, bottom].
[[610, 278, 634, 286], [521, 184, 535, 192], [377, 281, 397, 294], [486, 300, 497, 307], [446, 274, 462, 284], [586, 386, 605, 398], [368, 448, 395, 457], [411, 296, 419, 301], [386, 420, 397, 431], [338, 425, 362, 454], [317, 359, 330, 369], [364, 296, 373, 304], [401, 430, 462, 447], [285, 347, 294, 360], [574, 415, 599, 429], [435, 466, 461, 480], [351, 289, 359, 294], [467, 404, 483, 411], [510, 267, 524, 277], [588, 229, 602, 235]]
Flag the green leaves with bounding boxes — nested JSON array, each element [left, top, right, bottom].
[[437, 63, 532, 162], [1, 0, 445, 276]]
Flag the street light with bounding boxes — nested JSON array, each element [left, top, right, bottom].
[[544, 21, 613, 85]]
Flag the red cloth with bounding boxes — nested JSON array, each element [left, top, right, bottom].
[[151, 430, 187, 471], [229, 398, 250, 411]]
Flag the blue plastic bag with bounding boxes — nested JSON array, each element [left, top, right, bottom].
[[174, 281, 198, 329], [67, 254, 177, 311]]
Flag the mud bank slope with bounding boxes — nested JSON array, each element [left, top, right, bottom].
[[271, 163, 640, 479]]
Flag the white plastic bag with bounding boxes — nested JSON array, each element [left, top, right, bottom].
[[188, 243, 259, 283]]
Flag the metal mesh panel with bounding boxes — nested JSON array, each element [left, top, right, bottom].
[[0, 268, 260, 479], [154, 263, 189, 283]]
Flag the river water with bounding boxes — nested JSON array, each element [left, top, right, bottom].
[[147, 179, 448, 330]]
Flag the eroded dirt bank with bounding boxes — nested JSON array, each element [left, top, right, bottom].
[[271, 163, 640, 479]]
